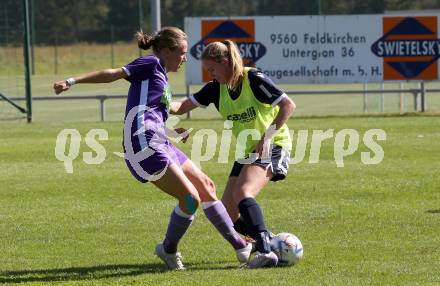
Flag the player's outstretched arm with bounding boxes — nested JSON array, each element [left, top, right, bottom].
[[170, 98, 198, 115], [53, 68, 128, 95]]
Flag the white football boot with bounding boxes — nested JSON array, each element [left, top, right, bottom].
[[235, 243, 253, 263], [247, 251, 279, 269], [154, 243, 185, 270]]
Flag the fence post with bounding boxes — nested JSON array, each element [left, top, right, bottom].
[[380, 82, 385, 112], [23, 0, 33, 123], [138, 0, 143, 57], [30, 0, 35, 75], [186, 84, 191, 119], [363, 83, 368, 113], [110, 25, 115, 68], [54, 30, 58, 75], [399, 82, 404, 114], [413, 87, 419, 112], [99, 96, 106, 122], [420, 82, 426, 112]]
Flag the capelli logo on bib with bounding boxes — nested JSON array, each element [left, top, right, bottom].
[[226, 107, 257, 123]]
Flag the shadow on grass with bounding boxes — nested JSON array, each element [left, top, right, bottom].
[[426, 209, 440, 214], [0, 261, 237, 284]]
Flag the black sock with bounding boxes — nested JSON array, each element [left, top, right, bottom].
[[234, 217, 275, 240], [233, 216, 249, 236], [238, 198, 271, 253]]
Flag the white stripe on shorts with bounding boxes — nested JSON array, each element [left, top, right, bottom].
[[278, 149, 288, 173], [137, 80, 149, 151]]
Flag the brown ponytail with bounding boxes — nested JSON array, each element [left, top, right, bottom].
[[135, 31, 154, 50], [135, 27, 187, 54]]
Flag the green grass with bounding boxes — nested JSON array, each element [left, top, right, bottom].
[[1, 116, 439, 285]]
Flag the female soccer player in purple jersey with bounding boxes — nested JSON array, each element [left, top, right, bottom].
[[171, 40, 296, 268], [53, 27, 253, 270]]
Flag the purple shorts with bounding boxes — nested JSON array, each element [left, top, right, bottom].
[[123, 112, 188, 183], [125, 142, 188, 183]]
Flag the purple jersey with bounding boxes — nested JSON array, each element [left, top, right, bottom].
[[123, 55, 172, 118], [122, 55, 187, 182]]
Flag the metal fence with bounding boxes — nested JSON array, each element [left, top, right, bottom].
[[4, 84, 437, 122]]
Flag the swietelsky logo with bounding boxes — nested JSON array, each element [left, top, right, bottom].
[[190, 19, 267, 81], [371, 16, 440, 80]]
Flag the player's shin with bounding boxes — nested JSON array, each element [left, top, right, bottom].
[[238, 197, 272, 253], [202, 201, 247, 250], [162, 206, 194, 253]]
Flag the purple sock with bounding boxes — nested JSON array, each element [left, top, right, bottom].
[[203, 201, 247, 250], [163, 207, 194, 253]]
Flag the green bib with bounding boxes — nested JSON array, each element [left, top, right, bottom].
[[218, 68, 292, 157]]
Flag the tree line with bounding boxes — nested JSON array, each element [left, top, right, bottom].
[[1, 0, 439, 45]]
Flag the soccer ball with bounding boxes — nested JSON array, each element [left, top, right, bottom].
[[271, 232, 303, 266]]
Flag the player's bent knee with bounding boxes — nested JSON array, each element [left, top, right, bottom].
[[204, 177, 217, 197], [181, 193, 200, 215], [198, 175, 217, 201]]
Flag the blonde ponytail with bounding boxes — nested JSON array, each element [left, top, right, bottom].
[[201, 40, 245, 91], [223, 40, 244, 91]]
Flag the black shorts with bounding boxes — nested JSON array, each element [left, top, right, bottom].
[[229, 145, 290, 182]]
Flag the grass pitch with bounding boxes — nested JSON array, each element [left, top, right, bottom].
[[0, 115, 439, 285], [1, 40, 439, 285]]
